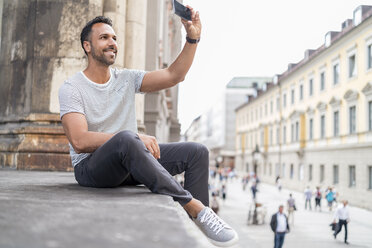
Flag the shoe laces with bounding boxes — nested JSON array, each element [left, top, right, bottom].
[[200, 208, 228, 235]]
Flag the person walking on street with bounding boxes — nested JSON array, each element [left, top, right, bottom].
[[314, 186, 322, 211], [333, 200, 350, 244], [287, 194, 296, 226], [326, 187, 335, 211], [211, 192, 220, 215], [304, 186, 312, 210], [270, 205, 290, 248], [276, 176, 282, 192], [251, 181, 258, 200], [58, 10, 238, 247]]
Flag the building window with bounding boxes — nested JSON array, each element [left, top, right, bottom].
[[299, 164, 304, 181], [269, 163, 272, 176], [290, 164, 294, 179], [334, 111, 339, 137], [276, 127, 280, 145], [333, 63, 340, 84], [320, 165, 325, 183], [275, 163, 280, 177], [369, 101, 372, 131], [309, 164, 313, 181], [270, 128, 273, 145], [265, 103, 268, 116], [291, 89, 295, 104], [320, 115, 326, 139], [333, 165, 339, 184], [291, 123, 295, 142], [320, 71, 325, 91], [309, 79, 313, 96], [283, 125, 287, 144], [260, 130, 264, 146], [369, 166, 372, 189], [349, 106, 356, 134], [283, 93, 287, 108], [349, 165, 356, 187], [309, 118, 313, 140], [368, 44, 372, 70], [299, 84, 303, 100], [348, 54, 356, 78], [270, 100, 273, 114], [295, 121, 299, 142], [276, 97, 280, 111]]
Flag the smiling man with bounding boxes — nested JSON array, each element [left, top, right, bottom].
[[58, 9, 238, 247]]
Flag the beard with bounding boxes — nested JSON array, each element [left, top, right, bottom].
[[91, 44, 116, 66]]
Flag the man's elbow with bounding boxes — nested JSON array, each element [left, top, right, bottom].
[[71, 139, 85, 154]]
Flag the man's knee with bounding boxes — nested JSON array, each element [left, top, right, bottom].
[[112, 130, 140, 148], [186, 142, 209, 167]]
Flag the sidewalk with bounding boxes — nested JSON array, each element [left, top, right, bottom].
[[216, 178, 372, 248], [0, 170, 211, 248]]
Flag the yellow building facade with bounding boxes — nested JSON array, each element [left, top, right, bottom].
[[235, 6, 372, 210]]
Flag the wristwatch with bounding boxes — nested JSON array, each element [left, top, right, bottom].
[[186, 36, 200, 44]]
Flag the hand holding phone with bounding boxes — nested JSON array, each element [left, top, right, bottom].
[[173, 0, 192, 21]]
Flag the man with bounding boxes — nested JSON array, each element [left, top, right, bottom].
[[304, 186, 312, 210], [314, 186, 322, 211], [58, 8, 238, 247], [270, 205, 290, 248], [287, 194, 296, 226], [333, 200, 350, 244]]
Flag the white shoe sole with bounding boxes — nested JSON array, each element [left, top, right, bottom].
[[208, 233, 239, 247]]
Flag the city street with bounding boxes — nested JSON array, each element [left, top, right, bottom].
[[214, 179, 372, 248]]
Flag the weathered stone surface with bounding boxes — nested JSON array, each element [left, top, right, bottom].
[[0, 170, 204, 248]]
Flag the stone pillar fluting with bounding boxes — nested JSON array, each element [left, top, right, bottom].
[[0, 0, 102, 171]]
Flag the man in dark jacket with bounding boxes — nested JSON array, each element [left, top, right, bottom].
[[270, 205, 290, 248]]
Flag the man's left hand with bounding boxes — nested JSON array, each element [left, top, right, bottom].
[[138, 133, 160, 159], [182, 6, 201, 40]]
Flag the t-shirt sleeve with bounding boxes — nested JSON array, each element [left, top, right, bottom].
[[58, 82, 85, 119], [129, 69, 147, 93]]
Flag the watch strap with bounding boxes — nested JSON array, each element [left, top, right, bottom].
[[186, 36, 200, 44]]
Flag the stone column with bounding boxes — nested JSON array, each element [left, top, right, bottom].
[[0, 0, 102, 171], [125, 0, 147, 132]]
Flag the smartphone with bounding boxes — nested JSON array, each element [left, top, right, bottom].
[[173, 0, 192, 21]]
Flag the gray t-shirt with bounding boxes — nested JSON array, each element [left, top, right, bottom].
[[58, 67, 146, 166]]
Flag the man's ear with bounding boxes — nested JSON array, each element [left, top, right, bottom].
[[83, 41, 91, 53]]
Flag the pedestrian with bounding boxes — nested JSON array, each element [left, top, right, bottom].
[[221, 184, 227, 201], [211, 192, 220, 215], [333, 200, 350, 244], [270, 205, 290, 248], [314, 186, 322, 211], [58, 12, 238, 247], [287, 194, 296, 226], [276, 176, 282, 192], [251, 181, 258, 200], [326, 187, 335, 211], [304, 186, 312, 210]]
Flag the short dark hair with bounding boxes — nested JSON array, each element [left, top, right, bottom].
[[80, 16, 113, 55]]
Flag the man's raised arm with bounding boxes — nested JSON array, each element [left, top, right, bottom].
[[140, 6, 201, 93]]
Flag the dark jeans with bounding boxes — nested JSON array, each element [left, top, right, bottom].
[[74, 130, 209, 206], [334, 219, 348, 242], [274, 232, 286, 248]]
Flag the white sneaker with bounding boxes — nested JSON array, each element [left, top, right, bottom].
[[193, 207, 239, 247]]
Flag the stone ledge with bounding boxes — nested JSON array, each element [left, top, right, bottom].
[[0, 170, 212, 248]]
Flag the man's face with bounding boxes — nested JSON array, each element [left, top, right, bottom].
[[86, 23, 118, 66], [279, 206, 284, 214]]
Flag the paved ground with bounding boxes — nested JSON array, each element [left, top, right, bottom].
[[0, 170, 211, 248], [216, 179, 372, 248]]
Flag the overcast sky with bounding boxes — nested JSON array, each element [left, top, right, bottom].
[[177, 0, 372, 134]]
